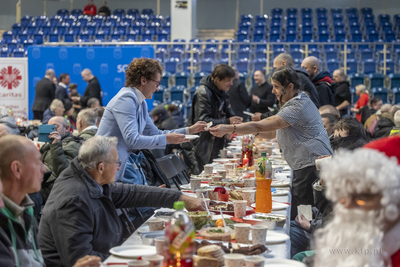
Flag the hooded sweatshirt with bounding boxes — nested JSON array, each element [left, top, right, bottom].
[[311, 71, 334, 106], [292, 66, 321, 108]]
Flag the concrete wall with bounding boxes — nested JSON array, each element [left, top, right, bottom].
[[1, 0, 399, 30]]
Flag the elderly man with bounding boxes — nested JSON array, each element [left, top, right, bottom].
[[249, 70, 275, 114], [42, 99, 65, 124], [32, 69, 56, 121], [38, 136, 204, 266], [332, 69, 351, 117], [80, 69, 103, 108], [40, 116, 84, 203], [314, 136, 400, 267], [319, 104, 340, 120], [321, 113, 338, 139], [76, 109, 98, 140], [301, 56, 334, 106]]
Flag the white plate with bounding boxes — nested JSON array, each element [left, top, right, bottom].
[[251, 202, 289, 211], [274, 173, 290, 180], [227, 145, 241, 150], [185, 135, 199, 140], [265, 231, 290, 245], [272, 189, 290, 196], [213, 158, 231, 164], [109, 245, 156, 258], [264, 259, 306, 266], [271, 181, 291, 187]]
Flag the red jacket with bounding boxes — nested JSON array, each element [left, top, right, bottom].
[[83, 4, 97, 16], [392, 250, 400, 267]]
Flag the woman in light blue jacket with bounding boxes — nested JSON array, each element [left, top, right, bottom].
[[97, 58, 206, 181]]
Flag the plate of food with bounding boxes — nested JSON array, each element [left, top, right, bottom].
[[243, 213, 287, 229], [209, 201, 253, 214], [198, 227, 234, 242], [195, 240, 269, 256], [185, 135, 200, 140], [251, 202, 289, 211], [109, 245, 156, 258]]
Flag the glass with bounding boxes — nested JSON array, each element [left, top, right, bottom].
[[149, 78, 161, 87]]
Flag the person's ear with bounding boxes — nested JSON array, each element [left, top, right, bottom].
[[141, 76, 146, 85], [10, 161, 22, 181], [288, 83, 294, 91], [97, 162, 105, 174]]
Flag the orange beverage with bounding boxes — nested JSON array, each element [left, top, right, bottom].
[[255, 152, 272, 213]]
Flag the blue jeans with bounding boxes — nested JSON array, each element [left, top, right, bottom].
[[290, 220, 311, 258]]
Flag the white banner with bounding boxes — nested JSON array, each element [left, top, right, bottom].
[[0, 58, 29, 118]]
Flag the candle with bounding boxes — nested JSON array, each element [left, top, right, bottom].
[[243, 155, 249, 166]]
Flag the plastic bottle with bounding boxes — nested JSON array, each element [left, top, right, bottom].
[[165, 201, 195, 267], [255, 152, 273, 213]]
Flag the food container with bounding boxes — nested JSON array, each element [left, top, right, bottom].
[[199, 227, 233, 242], [187, 211, 213, 230]]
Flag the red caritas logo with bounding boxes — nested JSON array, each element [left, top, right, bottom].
[[0, 66, 22, 90]]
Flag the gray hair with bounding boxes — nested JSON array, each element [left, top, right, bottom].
[[394, 110, 400, 127], [77, 108, 97, 126], [78, 136, 118, 170], [87, 97, 100, 108], [50, 99, 63, 111]]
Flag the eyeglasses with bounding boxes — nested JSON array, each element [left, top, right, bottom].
[[105, 159, 122, 167], [149, 78, 161, 87]]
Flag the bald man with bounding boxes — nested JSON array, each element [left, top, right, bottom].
[[332, 69, 351, 117], [273, 53, 320, 108], [32, 69, 56, 120], [0, 124, 10, 138], [80, 68, 103, 108], [301, 56, 334, 106]]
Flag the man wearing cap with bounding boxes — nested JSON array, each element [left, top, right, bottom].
[[150, 105, 178, 131], [314, 136, 400, 267]]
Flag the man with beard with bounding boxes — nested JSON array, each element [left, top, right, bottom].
[[314, 136, 400, 267], [302, 56, 334, 106]]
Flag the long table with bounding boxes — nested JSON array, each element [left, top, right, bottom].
[[104, 167, 292, 264]]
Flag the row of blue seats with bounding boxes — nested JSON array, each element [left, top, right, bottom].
[[55, 8, 156, 18]]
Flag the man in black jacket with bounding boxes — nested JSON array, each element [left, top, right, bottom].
[[332, 69, 351, 117], [55, 73, 71, 102], [38, 136, 204, 266], [228, 69, 250, 121], [302, 56, 334, 106], [150, 105, 178, 130], [188, 64, 243, 172], [98, 0, 111, 16], [32, 69, 56, 121], [250, 70, 275, 114], [79, 69, 103, 108]]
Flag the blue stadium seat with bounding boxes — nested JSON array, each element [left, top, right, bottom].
[[13, 48, 25, 57], [127, 9, 139, 17], [71, 9, 82, 17], [71, 22, 82, 35], [335, 30, 346, 42], [26, 23, 38, 35], [308, 48, 320, 58], [165, 58, 180, 74], [256, 14, 268, 24], [64, 15, 76, 25], [272, 8, 283, 16], [0, 47, 9, 57], [327, 59, 340, 74], [348, 73, 365, 88], [325, 48, 338, 61], [302, 30, 313, 42], [56, 23, 69, 35], [361, 8, 372, 15], [113, 8, 125, 17], [50, 16, 62, 27], [372, 87, 389, 103], [237, 30, 249, 42], [363, 59, 376, 74], [331, 8, 342, 15], [302, 15, 312, 24], [155, 47, 166, 61], [6, 39, 19, 51], [3, 31, 15, 42], [270, 31, 281, 42], [199, 58, 214, 73], [253, 30, 265, 42], [126, 30, 138, 41], [153, 85, 165, 102], [236, 58, 249, 73], [182, 58, 197, 72], [342, 49, 356, 60], [270, 22, 281, 32], [22, 39, 35, 49], [389, 74, 400, 90], [237, 47, 250, 60], [364, 14, 375, 23], [18, 31, 29, 42], [393, 88, 400, 105], [12, 23, 22, 34], [287, 14, 297, 24], [253, 58, 267, 72], [131, 22, 144, 35], [348, 14, 359, 24], [137, 14, 150, 25], [121, 15, 134, 25], [349, 30, 363, 42], [194, 72, 208, 86], [286, 22, 297, 32], [100, 22, 113, 35], [368, 30, 380, 42], [360, 49, 374, 60], [86, 22, 97, 35], [316, 8, 327, 16], [33, 31, 43, 44], [368, 73, 385, 88], [160, 72, 171, 88], [64, 31, 75, 42], [79, 30, 91, 42], [290, 48, 303, 61], [286, 31, 297, 42], [287, 8, 298, 16], [170, 86, 185, 102], [170, 48, 184, 60], [302, 22, 313, 32], [21, 15, 33, 27], [241, 14, 253, 24], [254, 21, 266, 32], [172, 38, 185, 49], [380, 59, 395, 75], [380, 22, 393, 32], [378, 14, 390, 24], [203, 47, 217, 60], [205, 39, 219, 49], [384, 31, 396, 42], [49, 31, 60, 42], [142, 30, 154, 41], [57, 9, 69, 17], [92, 15, 105, 25], [95, 31, 108, 41], [301, 8, 312, 16], [157, 30, 169, 41], [346, 59, 358, 74], [333, 14, 344, 24], [318, 30, 330, 42], [318, 22, 328, 32]]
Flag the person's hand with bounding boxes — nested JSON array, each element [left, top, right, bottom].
[[71, 96, 81, 101], [224, 133, 233, 140], [209, 125, 231, 138], [252, 95, 260, 103], [251, 112, 262, 121], [166, 132, 188, 144], [229, 116, 243, 125], [295, 215, 311, 231], [72, 255, 101, 267], [179, 194, 206, 211], [159, 184, 166, 188], [48, 131, 61, 144], [189, 121, 208, 134]]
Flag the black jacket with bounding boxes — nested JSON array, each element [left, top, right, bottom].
[[32, 78, 56, 112], [333, 81, 351, 117], [55, 84, 69, 102], [81, 77, 103, 108], [360, 107, 377, 125], [312, 71, 334, 106], [170, 110, 184, 128], [250, 81, 275, 114], [154, 113, 178, 130], [373, 116, 395, 139], [187, 76, 235, 169], [228, 78, 250, 120], [293, 66, 320, 108], [38, 158, 182, 267], [98, 6, 111, 16]]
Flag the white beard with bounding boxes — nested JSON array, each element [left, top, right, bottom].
[[314, 205, 391, 267]]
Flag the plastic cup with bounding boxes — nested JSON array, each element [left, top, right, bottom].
[[216, 169, 227, 179], [233, 152, 242, 159], [148, 218, 164, 231], [208, 189, 219, 200], [128, 260, 150, 267], [234, 223, 251, 244], [204, 164, 214, 176], [196, 189, 208, 199], [220, 149, 228, 158], [244, 256, 265, 267], [212, 175, 223, 182], [233, 200, 247, 218], [190, 178, 202, 191], [154, 237, 167, 256], [142, 255, 164, 267], [243, 178, 256, 188], [242, 190, 256, 206], [224, 253, 245, 267], [251, 225, 268, 246]]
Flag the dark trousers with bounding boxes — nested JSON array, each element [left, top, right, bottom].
[[290, 221, 311, 258], [291, 165, 318, 219], [33, 110, 44, 121]]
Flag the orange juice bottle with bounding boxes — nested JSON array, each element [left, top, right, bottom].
[[255, 152, 273, 213]]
